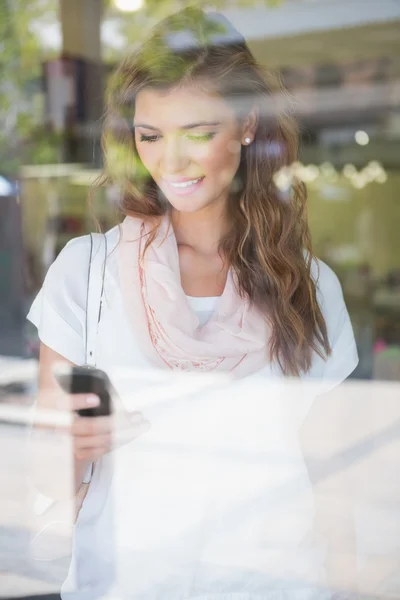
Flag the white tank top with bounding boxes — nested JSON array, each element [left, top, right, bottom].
[[186, 295, 219, 328]]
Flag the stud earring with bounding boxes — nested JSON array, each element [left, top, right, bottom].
[[244, 137, 252, 145]]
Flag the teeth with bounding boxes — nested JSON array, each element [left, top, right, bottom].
[[169, 177, 203, 188]]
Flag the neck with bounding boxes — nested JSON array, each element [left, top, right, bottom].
[[170, 201, 230, 255]]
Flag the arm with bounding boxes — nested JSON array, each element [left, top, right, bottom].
[[30, 342, 150, 502], [30, 342, 93, 500], [27, 237, 111, 501]]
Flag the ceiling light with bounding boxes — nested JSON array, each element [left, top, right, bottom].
[[355, 130, 369, 146], [114, 0, 143, 12]]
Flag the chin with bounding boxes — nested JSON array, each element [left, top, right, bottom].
[[166, 196, 212, 214], [158, 188, 214, 214]]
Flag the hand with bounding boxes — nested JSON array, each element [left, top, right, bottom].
[[68, 393, 151, 462]]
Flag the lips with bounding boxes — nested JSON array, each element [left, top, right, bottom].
[[161, 176, 205, 197], [163, 176, 204, 187]]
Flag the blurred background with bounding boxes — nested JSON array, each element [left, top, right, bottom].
[[0, 0, 400, 597], [1, 0, 400, 380]]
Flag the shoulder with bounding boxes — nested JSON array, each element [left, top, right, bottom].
[[27, 226, 120, 363], [310, 257, 344, 307], [44, 225, 120, 297], [56, 225, 120, 260], [42, 236, 90, 304], [53, 234, 91, 265], [305, 257, 359, 386], [48, 226, 120, 273], [309, 256, 350, 347], [310, 257, 357, 363]]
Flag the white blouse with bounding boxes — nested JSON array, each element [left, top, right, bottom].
[[27, 225, 358, 386], [27, 226, 359, 600]]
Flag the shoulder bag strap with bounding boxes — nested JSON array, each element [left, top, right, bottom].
[[85, 232, 108, 367]]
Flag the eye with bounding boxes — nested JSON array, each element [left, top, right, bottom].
[[139, 134, 160, 143], [186, 132, 216, 143]]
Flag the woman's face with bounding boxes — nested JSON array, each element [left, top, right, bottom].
[[134, 83, 247, 214]]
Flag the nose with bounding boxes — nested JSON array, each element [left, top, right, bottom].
[[160, 134, 190, 174]]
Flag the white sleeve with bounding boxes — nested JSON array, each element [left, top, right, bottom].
[[27, 236, 91, 365], [308, 259, 359, 392]]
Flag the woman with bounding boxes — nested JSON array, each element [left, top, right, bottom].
[[28, 7, 359, 599]]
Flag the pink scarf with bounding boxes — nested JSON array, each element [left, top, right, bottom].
[[117, 216, 269, 378]]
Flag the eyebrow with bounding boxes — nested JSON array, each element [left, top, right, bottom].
[[133, 121, 221, 131]]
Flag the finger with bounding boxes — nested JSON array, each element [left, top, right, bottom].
[[66, 394, 100, 412], [71, 411, 146, 437], [74, 432, 112, 451], [71, 415, 112, 436]]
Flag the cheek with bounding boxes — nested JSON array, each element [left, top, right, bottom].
[[135, 146, 148, 169], [135, 141, 158, 173], [198, 137, 241, 184]]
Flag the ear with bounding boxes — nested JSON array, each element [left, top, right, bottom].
[[242, 107, 258, 144]]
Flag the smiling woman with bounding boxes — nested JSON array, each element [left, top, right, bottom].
[[100, 6, 345, 377], [27, 6, 359, 600]]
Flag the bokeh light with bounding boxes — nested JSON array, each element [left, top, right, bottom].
[[114, 0, 144, 12], [355, 130, 370, 146]]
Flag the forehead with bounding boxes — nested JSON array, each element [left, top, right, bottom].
[[134, 83, 236, 128]]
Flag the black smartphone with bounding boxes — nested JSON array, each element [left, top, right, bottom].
[[54, 365, 112, 417]]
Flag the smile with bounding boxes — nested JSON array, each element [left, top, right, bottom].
[[168, 176, 204, 188], [162, 176, 205, 197]]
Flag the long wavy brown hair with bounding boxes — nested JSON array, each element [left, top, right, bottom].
[[99, 7, 331, 376]]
